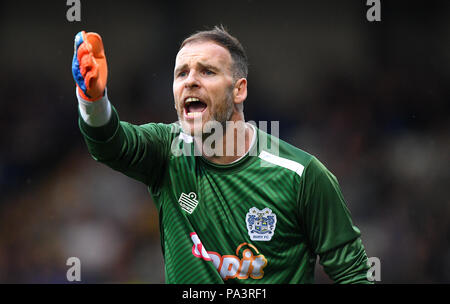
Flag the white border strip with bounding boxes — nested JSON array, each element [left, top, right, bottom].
[[258, 150, 304, 177]]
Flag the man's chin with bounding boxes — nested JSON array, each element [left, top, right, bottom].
[[179, 119, 203, 137], [180, 119, 227, 139]]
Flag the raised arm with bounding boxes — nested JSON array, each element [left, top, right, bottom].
[[72, 31, 172, 188]]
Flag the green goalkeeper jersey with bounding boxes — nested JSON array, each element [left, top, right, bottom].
[[79, 106, 371, 284]]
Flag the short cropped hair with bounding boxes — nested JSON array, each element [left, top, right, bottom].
[[180, 25, 248, 80]]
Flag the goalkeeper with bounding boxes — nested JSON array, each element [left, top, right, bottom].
[[72, 27, 373, 283]]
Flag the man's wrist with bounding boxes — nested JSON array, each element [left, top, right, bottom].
[[77, 87, 112, 127]]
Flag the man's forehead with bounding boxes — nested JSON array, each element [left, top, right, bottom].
[[175, 41, 232, 66]]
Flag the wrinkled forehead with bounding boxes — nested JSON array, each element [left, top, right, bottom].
[[175, 40, 233, 70]]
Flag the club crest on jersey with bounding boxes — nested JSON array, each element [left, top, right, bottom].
[[246, 207, 277, 241], [179, 192, 199, 214]]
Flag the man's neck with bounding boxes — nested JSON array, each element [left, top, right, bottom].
[[195, 117, 255, 165]]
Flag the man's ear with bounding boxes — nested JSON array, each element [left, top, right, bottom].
[[233, 78, 247, 106]]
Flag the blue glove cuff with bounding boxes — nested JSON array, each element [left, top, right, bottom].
[[72, 31, 89, 96]]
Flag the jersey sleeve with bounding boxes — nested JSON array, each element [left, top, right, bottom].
[[319, 238, 372, 284], [298, 157, 371, 283], [78, 105, 173, 189]]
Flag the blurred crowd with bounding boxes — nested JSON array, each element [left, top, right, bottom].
[[0, 1, 449, 283]]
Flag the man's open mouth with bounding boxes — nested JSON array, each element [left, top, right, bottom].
[[184, 97, 207, 118]]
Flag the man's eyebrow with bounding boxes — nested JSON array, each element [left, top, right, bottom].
[[174, 62, 220, 75], [174, 63, 187, 75], [197, 62, 219, 71]]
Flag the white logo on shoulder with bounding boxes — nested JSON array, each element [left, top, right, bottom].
[[179, 192, 199, 214], [246, 207, 277, 241]]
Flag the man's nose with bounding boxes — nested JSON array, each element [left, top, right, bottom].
[[184, 71, 200, 88]]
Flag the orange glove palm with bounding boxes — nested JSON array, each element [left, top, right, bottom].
[[72, 31, 108, 101]]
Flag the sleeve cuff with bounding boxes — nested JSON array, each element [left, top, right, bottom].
[[78, 103, 120, 143], [77, 87, 112, 127]]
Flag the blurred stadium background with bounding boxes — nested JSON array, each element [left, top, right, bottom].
[[0, 0, 449, 283]]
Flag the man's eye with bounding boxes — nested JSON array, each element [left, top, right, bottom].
[[178, 71, 187, 77], [204, 70, 215, 75]]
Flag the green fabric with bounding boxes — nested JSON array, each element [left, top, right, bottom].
[[79, 106, 372, 284]]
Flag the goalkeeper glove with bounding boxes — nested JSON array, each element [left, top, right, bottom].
[[72, 31, 108, 101]]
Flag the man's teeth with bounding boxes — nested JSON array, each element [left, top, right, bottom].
[[185, 97, 200, 103], [186, 111, 202, 117], [184, 97, 205, 117]]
